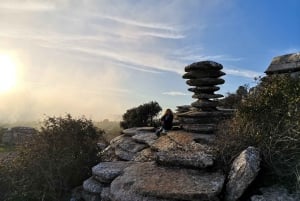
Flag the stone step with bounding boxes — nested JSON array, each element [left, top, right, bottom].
[[92, 161, 137, 183], [110, 162, 225, 201], [82, 177, 104, 194], [151, 131, 215, 168], [110, 135, 148, 161], [122, 127, 155, 136], [182, 124, 216, 134]]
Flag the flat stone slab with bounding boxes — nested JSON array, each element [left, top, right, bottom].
[[110, 162, 225, 201], [186, 78, 225, 86], [132, 132, 157, 146], [182, 124, 216, 133], [83, 177, 104, 194], [151, 131, 215, 168], [177, 111, 224, 118], [189, 86, 220, 93], [185, 61, 223, 72], [183, 70, 225, 79], [122, 127, 156, 136], [191, 100, 219, 108], [192, 93, 224, 99], [110, 135, 148, 161], [92, 161, 137, 183]]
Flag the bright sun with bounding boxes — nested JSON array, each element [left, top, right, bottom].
[[0, 54, 17, 93]]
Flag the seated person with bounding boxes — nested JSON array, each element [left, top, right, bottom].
[[156, 108, 173, 136]]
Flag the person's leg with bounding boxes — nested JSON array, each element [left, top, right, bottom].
[[155, 127, 162, 137]]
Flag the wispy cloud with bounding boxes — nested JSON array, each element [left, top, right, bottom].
[[162, 91, 189, 96], [101, 15, 178, 32], [224, 67, 263, 79]]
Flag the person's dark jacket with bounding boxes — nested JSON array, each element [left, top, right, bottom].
[[161, 114, 173, 130]]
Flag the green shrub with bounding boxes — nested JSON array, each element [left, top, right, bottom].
[[120, 101, 162, 129], [216, 74, 300, 190], [0, 114, 105, 201]]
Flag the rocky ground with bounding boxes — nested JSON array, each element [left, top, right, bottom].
[[70, 127, 300, 201]]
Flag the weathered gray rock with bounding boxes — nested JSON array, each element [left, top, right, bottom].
[[100, 145, 119, 162], [225, 146, 261, 201], [83, 177, 104, 194], [101, 187, 111, 201], [192, 93, 223, 99], [183, 70, 225, 79], [185, 61, 223, 71], [187, 78, 225, 86], [156, 149, 214, 168], [92, 161, 137, 183], [133, 148, 156, 162], [122, 127, 155, 136], [251, 186, 300, 201], [182, 124, 216, 133], [191, 99, 219, 108], [110, 162, 225, 201], [110, 135, 148, 161], [188, 86, 220, 93], [152, 131, 215, 168], [132, 132, 157, 146]]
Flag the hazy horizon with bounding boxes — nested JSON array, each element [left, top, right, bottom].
[[0, 0, 299, 123]]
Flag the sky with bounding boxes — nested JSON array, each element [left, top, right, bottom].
[[0, 0, 299, 123]]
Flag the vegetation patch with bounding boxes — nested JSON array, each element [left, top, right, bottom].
[[215, 74, 300, 191]]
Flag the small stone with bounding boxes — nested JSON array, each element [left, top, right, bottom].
[[83, 177, 104, 194], [92, 161, 137, 183]]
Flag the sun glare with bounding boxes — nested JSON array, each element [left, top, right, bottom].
[[0, 54, 17, 93]]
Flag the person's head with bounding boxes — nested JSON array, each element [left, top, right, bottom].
[[164, 108, 173, 116]]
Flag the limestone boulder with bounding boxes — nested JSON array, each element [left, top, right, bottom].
[[132, 132, 157, 146], [110, 135, 148, 161], [225, 146, 261, 201], [110, 162, 225, 201], [184, 61, 223, 71], [133, 148, 156, 162], [83, 177, 104, 194], [186, 78, 225, 86], [151, 131, 215, 168], [122, 127, 155, 136], [92, 161, 137, 183]]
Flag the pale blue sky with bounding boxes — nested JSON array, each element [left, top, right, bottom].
[[0, 0, 299, 122]]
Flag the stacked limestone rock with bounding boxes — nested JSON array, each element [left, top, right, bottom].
[[78, 128, 225, 201], [177, 61, 227, 134]]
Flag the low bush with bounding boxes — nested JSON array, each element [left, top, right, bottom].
[[215, 74, 300, 190], [0, 114, 105, 201]]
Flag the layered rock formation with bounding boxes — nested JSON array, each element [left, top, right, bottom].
[[78, 129, 225, 201], [76, 61, 263, 201], [177, 61, 229, 134]]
